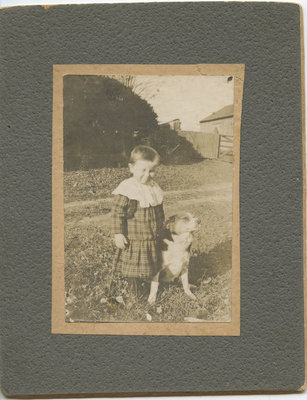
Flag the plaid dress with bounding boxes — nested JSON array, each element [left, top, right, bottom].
[[111, 189, 165, 279]]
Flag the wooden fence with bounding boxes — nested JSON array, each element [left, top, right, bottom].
[[179, 130, 233, 162], [219, 135, 233, 162]]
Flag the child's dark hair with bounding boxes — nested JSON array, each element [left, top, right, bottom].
[[130, 145, 160, 165]]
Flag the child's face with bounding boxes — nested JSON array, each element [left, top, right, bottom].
[[129, 159, 158, 184]]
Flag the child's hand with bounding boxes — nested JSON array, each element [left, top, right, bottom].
[[114, 234, 128, 249]]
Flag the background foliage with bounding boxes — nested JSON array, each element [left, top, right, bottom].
[[63, 75, 202, 170]]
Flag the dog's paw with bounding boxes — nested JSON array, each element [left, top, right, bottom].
[[185, 291, 196, 300], [147, 297, 156, 305], [146, 312, 153, 321]]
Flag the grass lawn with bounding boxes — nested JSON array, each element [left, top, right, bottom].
[[64, 160, 233, 323]]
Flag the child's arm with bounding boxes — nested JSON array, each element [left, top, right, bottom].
[[111, 195, 129, 249]]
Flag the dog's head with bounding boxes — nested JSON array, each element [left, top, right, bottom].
[[165, 212, 200, 235]]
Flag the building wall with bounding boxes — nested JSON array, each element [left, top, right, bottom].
[[160, 119, 181, 132], [200, 117, 233, 136], [179, 130, 220, 159], [169, 120, 181, 131]]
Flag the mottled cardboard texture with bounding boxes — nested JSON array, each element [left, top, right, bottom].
[[0, 2, 305, 396], [301, 5, 307, 392]]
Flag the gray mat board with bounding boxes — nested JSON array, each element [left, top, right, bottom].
[[0, 2, 305, 396]]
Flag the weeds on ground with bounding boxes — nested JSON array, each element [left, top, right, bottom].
[[64, 161, 233, 323]]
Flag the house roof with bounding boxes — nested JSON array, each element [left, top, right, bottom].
[[159, 118, 180, 125], [200, 104, 234, 123]]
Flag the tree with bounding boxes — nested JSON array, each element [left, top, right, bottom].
[[63, 75, 158, 170], [109, 75, 154, 100], [63, 75, 202, 171]]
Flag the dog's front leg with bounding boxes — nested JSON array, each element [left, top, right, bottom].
[[181, 272, 196, 300], [148, 273, 160, 305]]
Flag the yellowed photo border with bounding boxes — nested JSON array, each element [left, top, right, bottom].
[[52, 64, 244, 336]]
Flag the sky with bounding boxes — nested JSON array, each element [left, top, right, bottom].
[[132, 75, 234, 131]]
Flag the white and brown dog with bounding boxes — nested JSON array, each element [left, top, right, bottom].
[[148, 212, 199, 305]]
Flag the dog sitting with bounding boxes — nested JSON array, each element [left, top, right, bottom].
[[148, 212, 199, 305]]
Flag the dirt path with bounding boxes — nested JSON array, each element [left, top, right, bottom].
[[65, 182, 232, 208], [65, 182, 232, 227]]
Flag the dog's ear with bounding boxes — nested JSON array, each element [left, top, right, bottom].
[[165, 215, 177, 232]]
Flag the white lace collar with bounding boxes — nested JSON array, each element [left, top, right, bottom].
[[112, 177, 163, 208]]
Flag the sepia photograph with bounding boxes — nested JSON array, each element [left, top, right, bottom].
[[52, 64, 243, 335]]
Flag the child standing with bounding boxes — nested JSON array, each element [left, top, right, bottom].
[[111, 145, 164, 299]]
